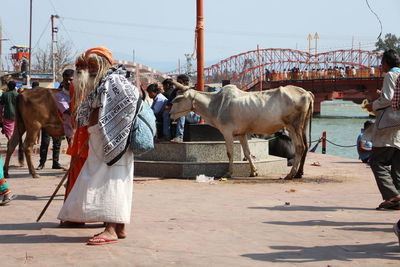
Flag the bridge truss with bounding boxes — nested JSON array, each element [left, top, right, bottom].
[[203, 48, 382, 90]]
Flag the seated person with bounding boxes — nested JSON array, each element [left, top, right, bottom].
[[163, 75, 200, 143], [161, 78, 177, 141], [147, 83, 167, 121], [357, 120, 373, 163]]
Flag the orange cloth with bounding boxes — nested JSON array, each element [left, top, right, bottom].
[[85, 46, 113, 65], [65, 84, 89, 198]]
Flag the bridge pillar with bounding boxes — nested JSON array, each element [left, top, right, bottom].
[[313, 96, 322, 116]]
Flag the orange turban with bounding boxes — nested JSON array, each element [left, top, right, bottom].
[[85, 46, 113, 65]]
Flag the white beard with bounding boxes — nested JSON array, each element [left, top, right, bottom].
[[73, 70, 97, 105], [73, 69, 92, 95]]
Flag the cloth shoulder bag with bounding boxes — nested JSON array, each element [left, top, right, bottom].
[[375, 106, 400, 130], [129, 98, 157, 155]]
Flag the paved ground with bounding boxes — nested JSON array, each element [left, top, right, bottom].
[[1, 137, 400, 267]]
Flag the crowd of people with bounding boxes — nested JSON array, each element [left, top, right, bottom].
[[264, 65, 382, 82], [146, 75, 200, 143], [1, 48, 400, 248]]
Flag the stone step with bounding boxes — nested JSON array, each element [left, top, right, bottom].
[[134, 156, 287, 178], [182, 124, 225, 141], [136, 139, 269, 162]]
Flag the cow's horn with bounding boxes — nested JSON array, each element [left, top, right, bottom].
[[172, 80, 189, 91]]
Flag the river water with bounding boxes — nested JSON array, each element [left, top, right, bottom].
[[311, 99, 371, 159]]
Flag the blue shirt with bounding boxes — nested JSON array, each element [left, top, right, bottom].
[[151, 93, 168, 116], [357, 133, 372, 161]]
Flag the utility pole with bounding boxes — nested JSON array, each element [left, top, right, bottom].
[[0, 20, 8, 72], [28, 0, 33, 85], [51, 15, 59, 85], [0, 20, 2, 72], [196, 0, 204, 91]]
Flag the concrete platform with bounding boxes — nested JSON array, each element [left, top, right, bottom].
[[135, 139, 287, 178], [135, 156, 286, 178], [136, 139, 269, 162]]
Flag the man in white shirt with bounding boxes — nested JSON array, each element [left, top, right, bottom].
[[365, 49, 400, 210]]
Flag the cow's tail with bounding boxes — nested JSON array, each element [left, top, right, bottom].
[[15, 95, 26, 139], [307, 91, 314, 148]]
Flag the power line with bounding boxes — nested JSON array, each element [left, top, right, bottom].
[[58, 18, 78, 51], [33, 18, 50, 50], [48, 0, 78, 52], [1, 25, 16, 47], [64, 28, 191, 47], [61, 16, 380, 41], [365, 0, 383, 40], [48, 0, 57, 13], [61, 16, 191, 32]]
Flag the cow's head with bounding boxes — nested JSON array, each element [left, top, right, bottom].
[[169, 80, 193, 119], [170, 89, 194, 120], [172, 80, 190, 92]]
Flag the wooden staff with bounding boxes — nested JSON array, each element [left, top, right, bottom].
[[36, 138, 89, 222]]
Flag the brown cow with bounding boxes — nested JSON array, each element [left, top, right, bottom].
[[4, 88, 64, 178]]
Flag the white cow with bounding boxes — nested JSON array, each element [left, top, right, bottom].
[[170, 82, 314, 179]]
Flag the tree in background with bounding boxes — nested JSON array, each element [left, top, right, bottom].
[[32, 38, 75, 81], [374, 33, 400, 55]]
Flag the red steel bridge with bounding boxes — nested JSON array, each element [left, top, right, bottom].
[[203, 48, 384, 114]]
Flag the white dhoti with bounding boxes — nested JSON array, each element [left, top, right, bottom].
[[58, 124, 134, 224]]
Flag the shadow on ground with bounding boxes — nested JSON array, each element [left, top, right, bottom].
[[14, 194, 64, 201], [249, 205, 371, 212], [241, 242, 400, 263], [0, 234, 88, 244], [5, 169, 65, 179], [263, 219, 392, 227], [0, 222, 59, 231], [333, 161, 368, 164], [263, 219, 393, 232], [227, 176, 342, 184], [0, 222, 105, 231]]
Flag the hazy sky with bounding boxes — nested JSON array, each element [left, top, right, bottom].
[[1, 0, 399, 72]]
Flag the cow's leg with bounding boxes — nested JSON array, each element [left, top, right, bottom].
[[294, 132, 308, 178], [4, 133, 21, 178], [238, 135, 258, 177], [223, 135, 234, 178], [24, 129, 41, 178], [18, 141, 24, 167], [284, 129, 304, 180]]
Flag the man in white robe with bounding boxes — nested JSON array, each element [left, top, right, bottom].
[[58, 46, 138, 245]]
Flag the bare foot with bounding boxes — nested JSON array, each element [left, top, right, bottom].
[[88, 223, 118, 243], [116, 223, 127, 239]]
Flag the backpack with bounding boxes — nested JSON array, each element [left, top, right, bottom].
[[129, 97, 157, 155]]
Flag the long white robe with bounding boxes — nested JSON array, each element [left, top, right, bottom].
[[58, 124, 134, 223]]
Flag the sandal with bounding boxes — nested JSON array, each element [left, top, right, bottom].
[[0, 194, 17, 206], [376, 200, 400, 210], [87, 236, 118, 245]]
